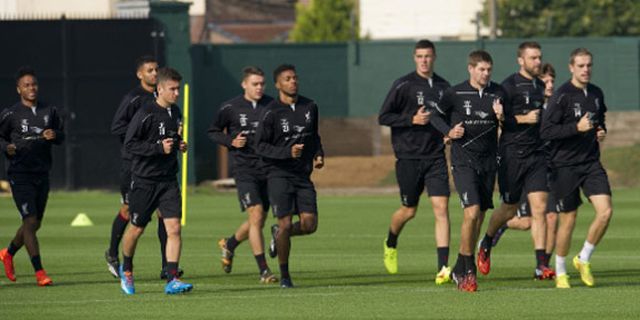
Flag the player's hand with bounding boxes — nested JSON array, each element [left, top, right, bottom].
[[162, 138, 174, 154], [412, 106, 431, 125], [314, 155, 324, 169], [517, 109, 540, 124], [231, 132, 247, 148], [443, 136, 452, 145], [291, 144, 304, 158], [42, 129, 56, 140], [596, 126, 606, 142], [448, 122, 464, 140], [493, 99, 504, 121], [6, 144, 16, 156], [577, 113, 593, 132], [179, 141, 188, 152]]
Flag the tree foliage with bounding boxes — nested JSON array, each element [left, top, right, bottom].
[[484, 0, 640, 37], [289, 0, 358, 42]]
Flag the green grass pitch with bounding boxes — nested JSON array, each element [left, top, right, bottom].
[[1, 188, 639, 319]]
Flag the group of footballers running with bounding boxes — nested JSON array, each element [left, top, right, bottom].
[[0, 39, 613, 294], [380, 40, 613, 292], [100, 59, 322, 293]]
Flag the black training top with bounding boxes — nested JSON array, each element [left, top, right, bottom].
[[500, 72, 546, 158], [431, 80, 506, 170], [111, 85, 156, 160], [379, 71, 450, 159], [0, 101, 64, 175], [254, 95, 324, 178], [207, 94, 273, 176], [540, 80, 607, 168], [124, 101, 183, 182]]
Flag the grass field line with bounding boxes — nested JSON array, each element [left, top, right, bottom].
[[31, 233, 638, 240], [2, 283, 637, 307]]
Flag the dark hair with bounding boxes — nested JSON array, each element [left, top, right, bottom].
[[468, 50, 493, 66], [136, 55, 157, 71], [541, 63, 556, 78], [157, 67, 182, 83], [15, 66, 36, 85], [273, 64, 296, 82], [569, 48, 592, 65], [415, 39, 436, 53], [517, 41, 541, 57], [242, 66, 265, 80]]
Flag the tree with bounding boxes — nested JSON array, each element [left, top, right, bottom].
[[484, 0, 640, 37], [289, 0, 358, 43]]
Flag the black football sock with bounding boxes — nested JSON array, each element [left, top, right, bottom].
[[157, 218, 168, 269], [437, 247, 449, 270], [109, 213, 129, 257], [386, 229, 399, 248], [30, 255, 43, 272]]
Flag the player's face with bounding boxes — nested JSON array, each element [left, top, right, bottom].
[[518, 48, 542, 77], [468, 61, 492, 87], [540, 73, 555, 98], [414, 48, 435, 77], [17, 75, 38, 103], [275, 70, 298, 97], [137, 62, 159, 88], [569, 54, 592, 86], [242, 74, 265, 102], [157, 79, 180, 104]]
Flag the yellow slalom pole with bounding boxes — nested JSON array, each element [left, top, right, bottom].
[[181, 83, 190, 226]]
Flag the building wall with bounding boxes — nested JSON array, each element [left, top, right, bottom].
[[360, 0, 485, 40], [0, 0, 204, 17]]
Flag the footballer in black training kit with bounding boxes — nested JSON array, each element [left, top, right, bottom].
[[0, 66, 64, 287], [208, 66, 278, 284], [431, 50, 506, 292], [105, 56, 180, 281], [119, 67, 193, 295], [378, 39, 453, 285], [540, 48, 613, 289], [255, 64, 324, 288]]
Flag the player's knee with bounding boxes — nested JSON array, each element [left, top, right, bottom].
[[302, 220, 317, 234], [22, 216, 40, 231], [119, 205, 130, 219], [278, 219, 293, 233], [431, 198, 448, 215], [129, 225, 145, 237], [400, 206, 417, 220], [597, 207, 613, 223], [248, 210, 266, 229]]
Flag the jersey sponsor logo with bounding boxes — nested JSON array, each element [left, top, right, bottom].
[[159, 122, 166, 136], [475, 111, 489, 119], [132, 212, 139, 225], [463, 100, 472, 115], [242, 192, 251, 208], [21, 203, 29, 216], [280, 119, 289, 132], [251, 121, 259, 128], [239, 114, 248, 126], [595, 98, 600, 111], [305, 111, 311, 123], [518, 201, 528, 216], [524, 91, 530, 105], [43, 115, 49, 127], [438, 90, 443, 100], [293, 125, 306, 133], [573, 103, 582, 117], [416, 91, 424, 106]]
